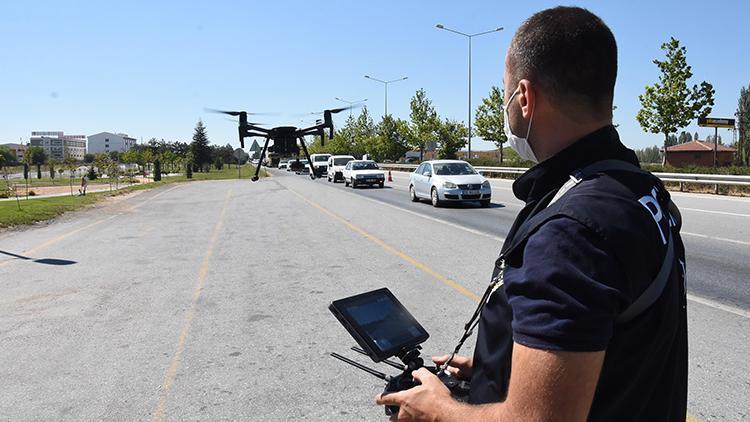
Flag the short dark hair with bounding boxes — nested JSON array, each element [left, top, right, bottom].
[[508, 7, 617, 119]]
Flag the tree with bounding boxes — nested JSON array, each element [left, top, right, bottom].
[[678, 131, 692, 144], [435, 119, 468, 159], [738, 84, 750, 165], [27, 146, 47, 179], [370, 115, 410, 162], [190, 120, 212, 172], [636, 37, 714, 163], [87, 166, 97, 180], [48, 158, 57, 182], [63, 153, 77, 196], [635, 146, 662, 163], [408, 89, 439, 160], [84, 153, 95, 163], [214, 156, 223, 170], [153, 159, 162, 181], [0, 146, 14, 167], [694, 131, 700, 141], [475, 86, 507, 163]]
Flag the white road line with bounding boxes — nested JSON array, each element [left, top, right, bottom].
[[671, 191, 750, 203], [681, 207, 750, 218], [681, 231, 750, 247], [324, 183, 506, 243], [687, 294, 750, 319]]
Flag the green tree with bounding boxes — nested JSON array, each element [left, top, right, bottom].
[[87, 166, 97, 180], [0, 146, 14, 167], [153, 159, 162, 181], [370, 115, 410, 162], [694, 131, 700, 141], [474, 86, 507, 163], [435, 119, 468, 159], [350, 107, 377, 158], [737, 84, 750, 165], [27, 146, 47, 179], [214, 156, 223, 170], [636, 37, 715, 162], [678, 131, 692, 144], [408, 89, 439, 160], [84, 153, 95, 163], [635, 146, 662, 163], [190, 120, 212, 172], [48, 158, 57, 181], [63, 153, 77, 196]]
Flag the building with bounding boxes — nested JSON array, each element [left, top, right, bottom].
[[87, 132, 136, 154], [0, 143, 27, 162], [29, 131, 86, 161], [665, 140, 736, 167]]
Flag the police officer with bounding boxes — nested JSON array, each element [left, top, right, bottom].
[[377, 6, 687, 421]]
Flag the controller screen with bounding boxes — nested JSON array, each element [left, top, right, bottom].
[[344, 293, 425, 353]]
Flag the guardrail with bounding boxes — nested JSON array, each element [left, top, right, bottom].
[[377, 163, 750, 189]]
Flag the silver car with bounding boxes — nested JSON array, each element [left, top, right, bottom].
[[409, 160, 491, 207]]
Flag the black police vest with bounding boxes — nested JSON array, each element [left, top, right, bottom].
[[469, 159, 683, 405]]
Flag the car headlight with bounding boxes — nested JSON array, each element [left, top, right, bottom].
[[443, 181, 458, 189], [482, 181, 490, 188]]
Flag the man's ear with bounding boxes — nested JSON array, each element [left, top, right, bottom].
[[517, 79, 535, 119]]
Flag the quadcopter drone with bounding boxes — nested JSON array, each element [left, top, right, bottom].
[[208, 106, 356, 181]]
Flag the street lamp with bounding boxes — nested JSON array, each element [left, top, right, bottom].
[[436, 24, 503, 159], [364, 75, 408, 116], [334, 97, 368, 118]]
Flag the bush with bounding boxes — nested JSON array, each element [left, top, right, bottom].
[[186, 163, 193, 179], [87, 166, 97, 180], [28, 190, 36, 196]]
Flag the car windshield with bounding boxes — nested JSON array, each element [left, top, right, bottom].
[[433, 163, 476, 176], [352, 162, 379, 170], [334, 157, 353, 165], [313, 156, 329, 162]]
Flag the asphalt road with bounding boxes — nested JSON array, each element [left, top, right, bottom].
[[0, 171, 747, 421]]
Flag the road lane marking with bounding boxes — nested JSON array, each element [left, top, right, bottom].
[[0, 184, 185, 268], [681, 231, 750, 247], [285, 186, 481, 303], [680, 207, 750, 218], [687, 294, 750, 319], [335, 188, 505, 242], [153, 188, 233, 422]]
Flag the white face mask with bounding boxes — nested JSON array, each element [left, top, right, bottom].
[[504, 88, 538, 163]]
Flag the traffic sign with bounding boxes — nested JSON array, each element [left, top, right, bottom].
[[698, 117, 735, 128]]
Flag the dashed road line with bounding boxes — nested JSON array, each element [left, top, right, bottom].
[[153, 188, 233, 421]]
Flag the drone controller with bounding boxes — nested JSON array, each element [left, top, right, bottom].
[[329, 288, 470, 416]]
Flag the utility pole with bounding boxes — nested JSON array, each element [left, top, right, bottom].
[[364, 76, 408, 117], [436, 24, 503, 160]]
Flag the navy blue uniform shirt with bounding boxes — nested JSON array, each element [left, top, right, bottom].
[[470, 126, 688, 421]]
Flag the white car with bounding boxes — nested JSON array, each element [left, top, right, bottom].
[[343, 160, 385, 188], [278, 160, 288, 170], [327, 155, 355, 182], [310, 153, 331, 177], [409, 160, 491, 207]]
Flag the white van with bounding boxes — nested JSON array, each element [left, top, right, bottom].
[[309, 153, 331, 177], [327, 155, 355, 182]]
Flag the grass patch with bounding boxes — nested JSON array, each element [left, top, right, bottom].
[[0, 164, 266, 228]]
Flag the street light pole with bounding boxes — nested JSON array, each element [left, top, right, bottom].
[[364, 75, 408, 117], [436, 24, 503, 160], [334, 97, 368, 119]]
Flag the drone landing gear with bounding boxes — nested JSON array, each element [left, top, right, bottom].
[[298, 136, 316, 180], [252, 137, 271, 182]]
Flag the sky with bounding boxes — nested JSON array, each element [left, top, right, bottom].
[[1, 0, 747, 151]]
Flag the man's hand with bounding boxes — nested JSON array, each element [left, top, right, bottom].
[[432, 354, 473, 380], [375, 368, 458, 422]]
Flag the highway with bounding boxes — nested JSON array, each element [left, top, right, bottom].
[[0, 170, 747, 420]]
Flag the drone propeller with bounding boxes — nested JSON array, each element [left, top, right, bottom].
[[205, 108, 277, 116], [222, 117, 266, 125]]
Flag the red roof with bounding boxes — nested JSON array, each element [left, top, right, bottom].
[[666, 140, 736, 152]]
